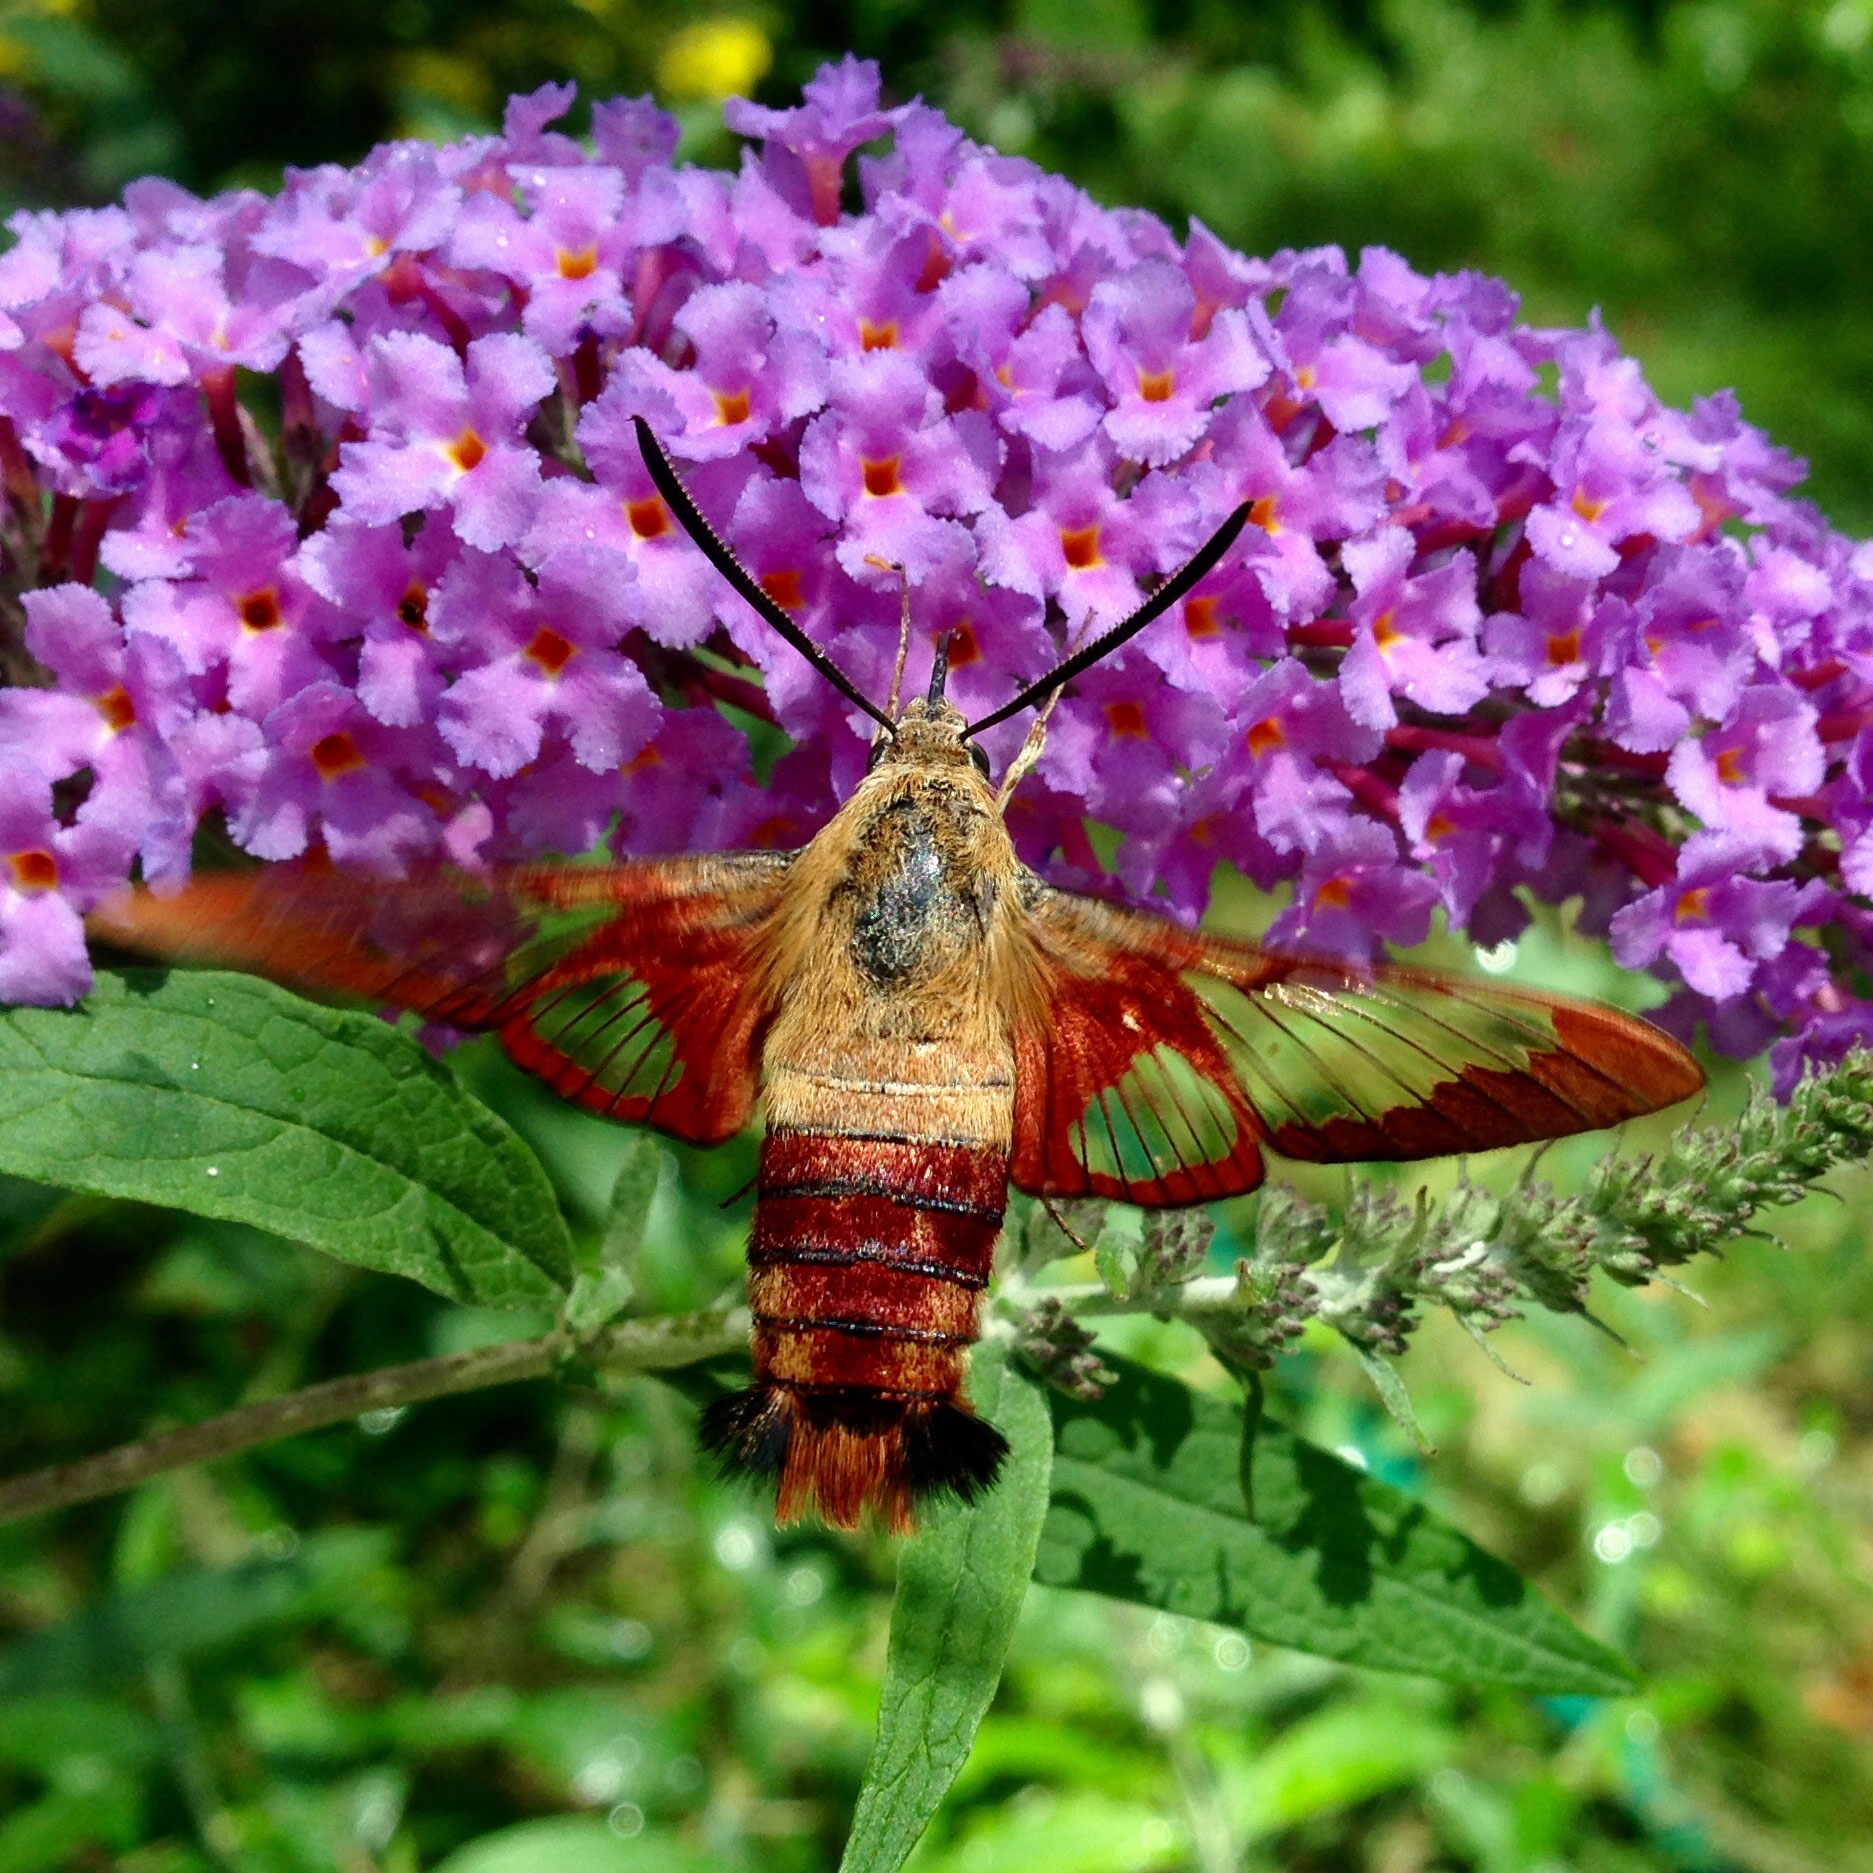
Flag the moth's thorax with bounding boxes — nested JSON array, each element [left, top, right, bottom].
[[754, 701, 1031, 1147]]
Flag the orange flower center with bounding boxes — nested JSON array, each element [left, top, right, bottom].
[[760, 568, 804, 610], [1295, 364, 1318, 392], [859, 319, 898, 352], [1249, 494, 1279, 534], [1424, 810, 1456, 843], [6, 849, 57, 892], [862, 456, 903, 498], [1137, 367, 1175, 403], [398, 581, 430, 631], [1060, 525, 1101, 570], [239, 588, 282, 632], [1715, 745, 1746, 786], [524, 627, 576, 676], [947, 622, 981, 667], [1372, 608, 1402, 650], [1246, 716, 1285, 758], [1104, 700, 1148, 739], [1675, 887, 1711, 924], [448, 428, 487, 473], [1185, 596, 1220, 639], [96, 685, 136, 732], [310, 731, 365, 778], [1571, 488, 1608, 523], [556, 245, 598, 280], [1313, 876, 1352, 909], [714, 387, 752, 426], [624, 742, 663, 773], [1545, 629, 1580, 666], [627, 496, 669, 539]]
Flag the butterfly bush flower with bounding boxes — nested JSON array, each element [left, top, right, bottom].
[[1, 56, 1870, 1100]]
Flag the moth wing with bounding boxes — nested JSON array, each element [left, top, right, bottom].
[[88, 853, 794, 1145], [1009, 883, 1704, 1203], [1007, 889, 1268, 1205]]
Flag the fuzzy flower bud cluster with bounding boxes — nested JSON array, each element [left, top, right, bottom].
[[0, 58, 1866, 1089], [1002, 1052, 1873, 1423]]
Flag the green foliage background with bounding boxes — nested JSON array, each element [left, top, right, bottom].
[[2, 3, 1873, 1870]]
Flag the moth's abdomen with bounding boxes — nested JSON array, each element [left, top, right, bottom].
[[702, 1129, 1010, 1532]]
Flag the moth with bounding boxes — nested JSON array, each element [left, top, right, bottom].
[[89, 418, 1705, 1532]]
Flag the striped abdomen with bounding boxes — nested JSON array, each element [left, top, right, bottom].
[[700, 1127, 1011, 1531]]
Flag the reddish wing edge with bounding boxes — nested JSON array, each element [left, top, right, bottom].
[[87, 854, 793, 1146], [1011, 883, 1706, 1205]]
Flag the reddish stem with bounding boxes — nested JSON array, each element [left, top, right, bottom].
[[0, 416, 39, 512], [1405, 517, 1491, 557], [571, 334, 604, 406], [1816, 707, 1873, 744], [1573, 738, 1670, 780], [1588, 815, 1679, 888], [1789, 658, 1847, 693], [69, 497, 123, 586], [1288, 620, 1353, 650], [1385, 724, 1505, 772], [633, 635, 779, 724], [1330, 759, 1400, 822], [686, 660, 775, 721], [201, 368, 251, 487], [1771, 793, 1830, 820], [417, 280, 474, 357], [39, 494, 77, 584]]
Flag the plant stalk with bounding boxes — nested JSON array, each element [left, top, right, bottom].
[[0, 1306, 749, 1528]]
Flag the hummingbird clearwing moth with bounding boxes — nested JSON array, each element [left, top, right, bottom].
[[88, 418, 1705, 1533]]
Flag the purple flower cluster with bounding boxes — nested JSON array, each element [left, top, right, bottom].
[[0, 60, 1866, 1091]]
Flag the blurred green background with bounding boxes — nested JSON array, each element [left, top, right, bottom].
[[3, 3, 1873, 1871]]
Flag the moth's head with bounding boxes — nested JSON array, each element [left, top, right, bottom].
[[866, 698, 990, 783]]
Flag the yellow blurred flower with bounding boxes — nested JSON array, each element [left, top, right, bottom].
[[657, 18, 772, 103]]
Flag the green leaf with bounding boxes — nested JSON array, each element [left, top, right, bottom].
[[432, 1818, 709, 1873], [839, 1346, 1054, 1873], [0, 1529, 389, 1696], [1222, 1694, 1452, 1837], [0, 1695, 161, 1774], [563, 1131, 663, 1333], [1036, 1356, 1635, 1694], [0, 970, 571, 1307], [0, 1175, 64, 1261], [915, 1789, 1178, 1873], [1346, 1341, 1436, 1454], [1092, 1205, 1142, 1300], [0, 1786, 141, 1873]]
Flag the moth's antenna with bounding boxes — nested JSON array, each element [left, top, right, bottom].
[[633, 417, 895, 735], [963, 502, 1253, 739], [927, 630, 955, 705]]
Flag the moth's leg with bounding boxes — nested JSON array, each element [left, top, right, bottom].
[[995, 687, 1065, 811], [1040, 1194, 1093, 1255]]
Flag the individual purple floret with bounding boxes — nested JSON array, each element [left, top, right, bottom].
[[0, 61, 1868, 1097]]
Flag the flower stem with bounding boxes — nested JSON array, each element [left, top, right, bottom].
[[0, 1306, 748, 1528]]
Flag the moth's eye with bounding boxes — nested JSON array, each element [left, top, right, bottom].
[[968, 743, 991, 779], [867, 737, 891, 771]]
